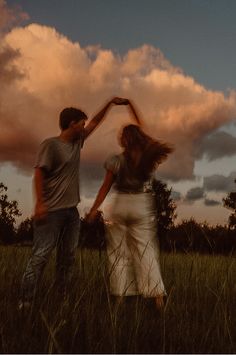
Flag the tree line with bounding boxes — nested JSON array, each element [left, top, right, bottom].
[[0, 180, 235, 255]]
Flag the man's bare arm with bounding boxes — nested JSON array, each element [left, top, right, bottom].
[[34, 167, 48, 219], [84, 97, 128, 139]]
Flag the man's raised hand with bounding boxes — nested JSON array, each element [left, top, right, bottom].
[[110, 97, 141, 124]]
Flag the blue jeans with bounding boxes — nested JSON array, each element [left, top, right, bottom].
[[21, 207, 80, 301]]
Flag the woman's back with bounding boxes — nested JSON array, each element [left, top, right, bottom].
[[118, 124, 173, 183], [105, 151, 154, 193]]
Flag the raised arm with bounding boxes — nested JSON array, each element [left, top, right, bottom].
[[84, 97, 128, 139], [126, 99, 142, 125], [86, 170, 115, 222]]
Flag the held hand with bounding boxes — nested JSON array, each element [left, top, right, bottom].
[[85, 210, 99, 224], [34, 201, 48, 221], [111, 97, 129, 105]]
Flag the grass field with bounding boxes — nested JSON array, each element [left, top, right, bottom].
[[0, 246, 235, 353]]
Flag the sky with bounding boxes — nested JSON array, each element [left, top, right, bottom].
[[1, 0, 236, 225]]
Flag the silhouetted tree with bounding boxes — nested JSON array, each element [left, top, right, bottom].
[[0, 182, 21, 244], [166, 218, 235, 255], [167, 219, 212, 253], [152, 179, 177, 246], [223, 179, 236, 229], [16, 217, 33, 243]]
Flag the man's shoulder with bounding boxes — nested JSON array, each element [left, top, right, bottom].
[[36, 137, 59, 155], [39, 136, 83, 152]]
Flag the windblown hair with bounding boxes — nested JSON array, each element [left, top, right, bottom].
[[121, 124, 173, 181], [59, 107, 88, 130]]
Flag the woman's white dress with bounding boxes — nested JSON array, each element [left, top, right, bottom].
[[104, 154, 166, 297]]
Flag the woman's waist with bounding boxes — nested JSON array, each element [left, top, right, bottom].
[[114, 181, 153, 194], [112, 191, 155, 206], [108, 192, 156, 221]]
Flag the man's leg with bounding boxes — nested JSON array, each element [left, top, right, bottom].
[[21, 213, 61, 303], [55, 207, 80, 295]]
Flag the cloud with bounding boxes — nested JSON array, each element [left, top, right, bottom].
[[0, 18, 236, 181], [185, 187, 205, 202], [0, 45, 23, 84], [0, 2, 27, 84], [199, 131, 236, 161], [203, 172, 236, 192], [80, 161, 105, 199], [183, 172, 235, 207], [171, 190, 182, 201], [204, 198, 221, 206], [0, 0, 28, 32]]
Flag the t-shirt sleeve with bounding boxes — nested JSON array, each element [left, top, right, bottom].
[[34, 140, 54, 172], [104, 155, 121, 175]]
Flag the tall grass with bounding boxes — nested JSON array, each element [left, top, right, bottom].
[[0, 246, 235, 353]]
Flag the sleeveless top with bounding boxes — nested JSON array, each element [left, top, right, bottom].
[[104, 153, 154, 193]]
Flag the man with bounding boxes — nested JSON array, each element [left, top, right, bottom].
[[19, 97, 128, 309]]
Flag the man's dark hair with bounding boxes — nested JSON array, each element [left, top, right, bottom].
[[59, 107, 88, 130]]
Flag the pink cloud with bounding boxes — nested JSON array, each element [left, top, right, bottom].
[[0, 22, 236, 181]]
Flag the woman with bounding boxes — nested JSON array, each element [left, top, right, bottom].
[[87, 102, 173, 310]]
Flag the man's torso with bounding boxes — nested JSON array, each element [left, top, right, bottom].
[[35, 137, 82, 211]]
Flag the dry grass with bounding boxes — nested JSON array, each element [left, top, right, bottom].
[[0, 246, 235, 353]]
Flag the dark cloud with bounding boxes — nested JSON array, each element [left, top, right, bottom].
[[185, 187, 205, 202], [80, 160, 104, 181], [0, 0, 28, 32], [80, 161, 104, 198], [0, 132, 38, 173], [204, 198, 221, 206], [171, 190, 182, 201], [203, 172, 236, 192], [0, 45, 24, 84], [80, 179, 101, 199], [199, 131, 236, 161]]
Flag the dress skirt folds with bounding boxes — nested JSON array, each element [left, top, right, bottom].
[[105, 192, 166, 297]]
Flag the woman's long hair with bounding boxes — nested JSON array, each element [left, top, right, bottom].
[[120, 124, 173, 181]]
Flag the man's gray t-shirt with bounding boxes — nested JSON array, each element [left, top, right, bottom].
[[35, 137, 83, 211]]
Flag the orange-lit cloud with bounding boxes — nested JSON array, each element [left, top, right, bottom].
[[1, 21, 236, 180]]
